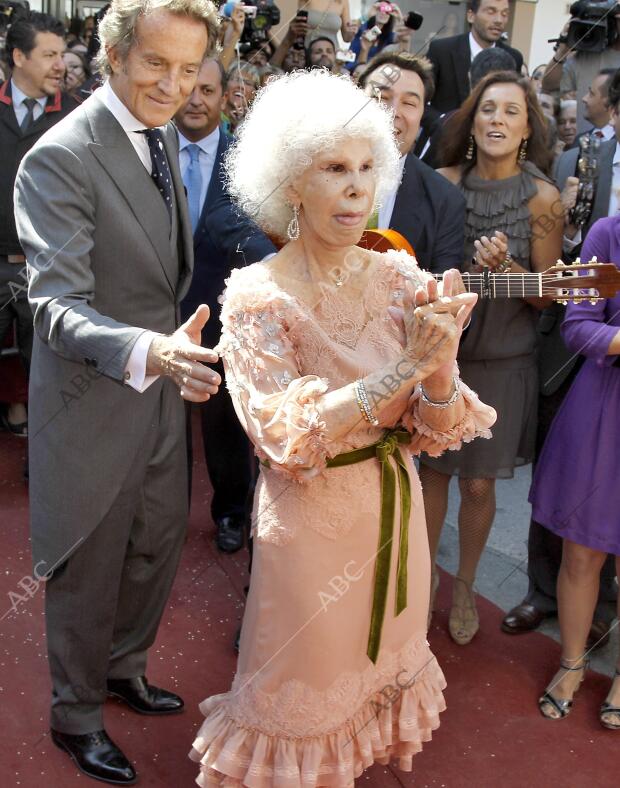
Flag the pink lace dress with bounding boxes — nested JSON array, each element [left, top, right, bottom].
[[190, 249, 496, 787]]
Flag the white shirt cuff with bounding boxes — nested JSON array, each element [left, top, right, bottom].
[[124, 331, 159, 392], [563, 229, 582, 254]]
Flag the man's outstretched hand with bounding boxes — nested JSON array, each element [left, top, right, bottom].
[[146, 304, 221, 402]]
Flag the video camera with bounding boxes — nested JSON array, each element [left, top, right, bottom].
[[0, 1, 29, 35], [565, 1, 620, 53], [221, 0, 280, 54]]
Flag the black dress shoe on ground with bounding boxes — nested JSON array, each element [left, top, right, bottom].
[[501, 601, 549, 633], [107, 676, 184, 715], [51, 729, 136, 785], [215, 516, 245, 553]]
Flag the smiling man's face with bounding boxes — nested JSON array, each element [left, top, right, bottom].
[[108, 9, 209, 128]]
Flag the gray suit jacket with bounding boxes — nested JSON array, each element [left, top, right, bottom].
[[537, 138, 616, 395], [14, 92, 194, 572]]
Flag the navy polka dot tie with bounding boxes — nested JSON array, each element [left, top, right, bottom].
[[140, 128, 173, 220]]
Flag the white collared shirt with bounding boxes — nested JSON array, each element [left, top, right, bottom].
[[608, 141, 620, 217], [594, 123, 615, 141], [378, 155, 407, 229], [96, 79, 168, 392], [11, 79, 47, 125], [178, 126, 220, 220], [95, 79, 158, 172], [469, 31, 495, 63]]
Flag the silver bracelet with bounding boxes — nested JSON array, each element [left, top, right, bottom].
[[420, 376, 460, 409], [354, 379, 379, 426]]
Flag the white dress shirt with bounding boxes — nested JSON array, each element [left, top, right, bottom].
[[469, 32, 495, 63], [178, 127, 220, 220], [11, 79, 47, 125], [378, 155, 407, 229], [96, 79, 165, 392], [593, 123, 615, 141]]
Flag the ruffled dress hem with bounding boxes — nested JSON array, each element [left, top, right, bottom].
[[189, 657, 446, 788]]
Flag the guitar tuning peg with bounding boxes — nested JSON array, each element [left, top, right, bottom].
[[556, 261, 566, 268], [574, 257, 581, 265], [589, 299, 599, 305], [559, 300, 568, 305]]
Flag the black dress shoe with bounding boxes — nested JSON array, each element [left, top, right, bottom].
[[501, 601, 549, 633], [215, 516, 245, 553], [51, 729, 137, 785], [107, 676, 184, 715]]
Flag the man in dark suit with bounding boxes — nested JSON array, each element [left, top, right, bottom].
[[427, 0, 523, 114], [175, 58, 276, 553], [0, 12, 76, 435], [502, 128, 618, 641], [570, 68, 616, 150], [359, 51, 465, 273]]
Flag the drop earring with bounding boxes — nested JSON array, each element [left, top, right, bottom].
[[466, 135, 475, 161], [287, 205, 300, 241], [519, 138, 528, 163]]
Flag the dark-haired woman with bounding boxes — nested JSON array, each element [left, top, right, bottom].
[[420, 72, 563, 644]]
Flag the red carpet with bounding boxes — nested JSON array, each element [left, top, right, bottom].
[[0, 421, 617, 788]]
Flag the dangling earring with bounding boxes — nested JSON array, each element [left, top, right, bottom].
[[287, 205, 300, 241], [466, 135, 475, 161], [519, 138, 528, 163]]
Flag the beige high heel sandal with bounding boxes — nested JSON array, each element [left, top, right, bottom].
[[449, 576, 479, 645], [427, 566, 440, 631]]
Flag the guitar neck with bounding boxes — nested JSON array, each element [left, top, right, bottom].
[[433, 271, 542, 299]]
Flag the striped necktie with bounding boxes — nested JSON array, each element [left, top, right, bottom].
[[20, 98, 38, 132]]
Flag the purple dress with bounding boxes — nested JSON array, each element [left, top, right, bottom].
[[529, 216, 620, 555]]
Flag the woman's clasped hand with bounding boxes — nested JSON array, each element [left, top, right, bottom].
[[391, 270, 477, 383]]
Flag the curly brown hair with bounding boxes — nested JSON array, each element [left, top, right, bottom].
[[439, 71, 553, 176]]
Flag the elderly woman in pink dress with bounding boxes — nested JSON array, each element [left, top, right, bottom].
[[190, 69, 496, 786]]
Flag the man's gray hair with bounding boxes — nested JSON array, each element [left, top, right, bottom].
[[96, 0, 219, 77]]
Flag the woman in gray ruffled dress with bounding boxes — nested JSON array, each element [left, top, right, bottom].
[[420, 72, 564, 645]]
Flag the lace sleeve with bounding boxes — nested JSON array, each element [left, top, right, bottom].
[[402, 367, 496, 457], [217, 268, 331, 481]]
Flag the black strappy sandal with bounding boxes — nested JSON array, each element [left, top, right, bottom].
[[600, 669, 620, 730], [538, 658, 589, 720]]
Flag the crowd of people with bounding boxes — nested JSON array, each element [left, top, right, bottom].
[[1, 0, 620, 785]]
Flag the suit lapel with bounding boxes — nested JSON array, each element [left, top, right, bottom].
[[451, 35, 471, 106], [84, 96, 177, 293], [591, 139, 616, 228], [0, 81, 21, 137], [389, 154, 425, 252]]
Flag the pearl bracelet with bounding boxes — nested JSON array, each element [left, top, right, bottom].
[[355, 379, 379, 426], [420, 376, 460, 409]]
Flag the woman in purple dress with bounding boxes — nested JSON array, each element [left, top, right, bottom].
[[530, 215, 620, 729]]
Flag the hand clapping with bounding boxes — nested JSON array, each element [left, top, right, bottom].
[[472, 230, 508, 271], [146, 304, 221, 402]]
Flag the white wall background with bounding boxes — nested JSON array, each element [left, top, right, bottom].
[[526, 0, 571, 71]]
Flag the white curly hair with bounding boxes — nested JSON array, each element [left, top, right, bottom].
[[224, 69, 401, 241]]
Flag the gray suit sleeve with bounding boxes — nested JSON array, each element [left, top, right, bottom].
[[553, 147, 578, 192], [14, 142, 145, 381]]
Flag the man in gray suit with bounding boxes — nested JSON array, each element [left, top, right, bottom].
[[502, 124, 618, 640], [14, 1, 219, 783]]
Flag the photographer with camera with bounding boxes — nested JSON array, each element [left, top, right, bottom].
[[542, 1, 620, 133], [348, 1, 411, 69]]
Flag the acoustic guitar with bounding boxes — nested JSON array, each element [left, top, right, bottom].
[[359, 229, 620, 305]]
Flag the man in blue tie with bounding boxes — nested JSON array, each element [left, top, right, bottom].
[[175, 57, 276, 554]]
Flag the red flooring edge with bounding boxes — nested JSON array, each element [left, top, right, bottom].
[[0, 422, 617, 788]]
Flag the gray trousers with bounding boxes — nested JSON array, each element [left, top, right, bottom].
[[45, 381, 188, 734]]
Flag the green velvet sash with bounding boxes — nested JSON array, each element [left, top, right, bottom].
[[326, 429, 412, 663]]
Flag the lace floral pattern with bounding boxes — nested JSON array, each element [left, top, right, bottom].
[[226, 633, 434, 738]]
